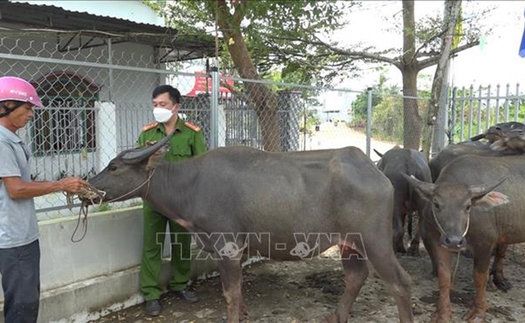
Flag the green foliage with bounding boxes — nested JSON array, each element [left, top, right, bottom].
[[449, 88, 525, 143], [97, 202, 112, 212], [372, 96, 404, 144], [146, 0, 358, 86], [351, 91, 382, 127], [299, 108, 321, 135], [349, 72, 432, 144]]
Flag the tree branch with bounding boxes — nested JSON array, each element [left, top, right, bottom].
[[267, 34, 401, 67], [413, 30, 446, 59], [232, 0, 246, 26], [417, 39, 479, 70]]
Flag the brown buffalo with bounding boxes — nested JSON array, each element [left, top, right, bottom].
[[403, 154, 525, 322]]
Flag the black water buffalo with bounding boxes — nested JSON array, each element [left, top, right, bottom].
[[469, 121, 525, 143], [490, 128, 525, 154], [374, 147, 431, 256], [86, 135, 413, 323], [428, 141, 501, 182], [402, 154, 525, 322]]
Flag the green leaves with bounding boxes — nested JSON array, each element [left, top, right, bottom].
[[147, 0, 357, 86]]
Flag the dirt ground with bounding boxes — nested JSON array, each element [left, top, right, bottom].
[[91, 244, 525, 323]]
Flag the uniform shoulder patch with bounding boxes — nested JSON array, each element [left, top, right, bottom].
[[141, 122, 158, 132], [184, 121, 201, 132]]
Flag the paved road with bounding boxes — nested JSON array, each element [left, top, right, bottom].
[[299, 122, 398, 161]]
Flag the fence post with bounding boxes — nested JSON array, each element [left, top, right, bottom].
[[210, 67, 219, 149], [432, 68, 449, 153], [449, 88, 457, 144], [107, 38, 114, 102], [366, 87, 372, 158]]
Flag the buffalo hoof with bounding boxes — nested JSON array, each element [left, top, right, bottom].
[[219, 310, 248, 323], [463, 308, 486, 323], [321, 313, 338, 323], [486, 279, 497, 292], [492, 276, 513, 292], [463, 310, 485, 323], [406, 245, 420, 257], [394, 247, 407, 255], [219, 316, 247, 323], [430, 309, 452, 323]]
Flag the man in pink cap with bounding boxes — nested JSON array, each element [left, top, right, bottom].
[[0, 76, 87, 322]]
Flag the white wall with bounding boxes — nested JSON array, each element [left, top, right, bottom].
[[0, 207, 143, 323], [0, 207, 221, 323]]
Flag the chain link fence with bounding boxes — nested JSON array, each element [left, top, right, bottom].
[[1, 30, 436, 221]]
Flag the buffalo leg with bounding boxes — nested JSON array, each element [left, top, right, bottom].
[[420, 218, 438, 276], [364, 239, 413, 322], [325, 245, 369, 323], [393, 208, 407, 254], [463, 247, 493, 323], [431, 246, 453, 323], [407, 212, 421, 257], [217, 258, 244, 323], [489, 244, 512, 291]]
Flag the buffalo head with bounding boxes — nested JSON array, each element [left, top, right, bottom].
[[84, 133, 173, 204], [401, 173, 509, 251], [490, 128, 525, 154]]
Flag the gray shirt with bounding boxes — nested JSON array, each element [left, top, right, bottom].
[[0, 125, 39, 248]]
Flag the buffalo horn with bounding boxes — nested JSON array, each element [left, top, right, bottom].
[[121, 132, 174, 164], [373, 149, 384, 158], [400, 173, 435, 197], [469, 176, 507, 198]]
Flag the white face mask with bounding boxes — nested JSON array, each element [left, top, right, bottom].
[[153, 107, 173, 123]]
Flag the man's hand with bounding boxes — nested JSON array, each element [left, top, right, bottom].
[[57, 177, 89, 194]]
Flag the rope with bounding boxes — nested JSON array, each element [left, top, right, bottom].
[[65, 184, 106, 243], [427, 210, 468, 286], [64, 169, 156, 242], [103, 169, 156, 204], [452, 251, 462, 285], [431, 210, 471, 240]]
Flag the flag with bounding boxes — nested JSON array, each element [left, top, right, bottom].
[[520, 7, 525, 57], [479, 35, 487, 52]]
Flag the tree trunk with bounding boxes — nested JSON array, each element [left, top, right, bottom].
[[401, 0, 422, 150], [402, 66, 422, 150], [421, 0, 462, 161], [215, 0, 282, 152]]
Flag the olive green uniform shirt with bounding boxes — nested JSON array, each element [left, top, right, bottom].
[[137, 118, 207, 160]]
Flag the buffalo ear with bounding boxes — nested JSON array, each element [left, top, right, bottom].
[[470, 176, 509, 211], [472, 191, 509, 211], [489, 139, 507, 151], [400, 172, 435, 202], [146, 146, 168, 170]]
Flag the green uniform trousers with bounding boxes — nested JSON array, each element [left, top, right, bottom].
[[140, 202, 192, 301]]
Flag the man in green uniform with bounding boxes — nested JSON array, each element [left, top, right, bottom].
[[137, 85, 207, 316]]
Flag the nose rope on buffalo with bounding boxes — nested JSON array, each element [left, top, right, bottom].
[[65, 169, 156, 242], [430, 210, 471, 285], [431, 210, 471, 239]]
